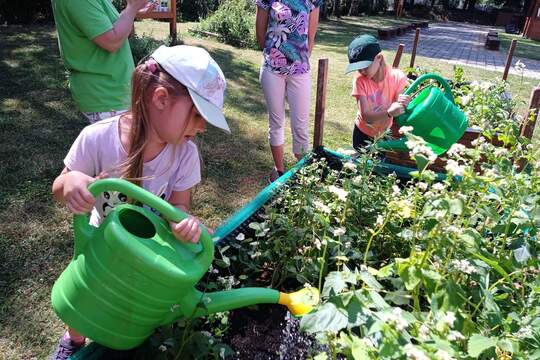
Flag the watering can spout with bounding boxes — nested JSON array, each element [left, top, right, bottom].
[[375, 138, 409, 153], [73, 214, 95, 257], [181, 287, 319, 320]]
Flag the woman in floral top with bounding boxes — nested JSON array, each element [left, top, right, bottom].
[[256, 0, 323, 181]]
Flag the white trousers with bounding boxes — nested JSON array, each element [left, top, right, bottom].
[[260, 68, 311, 155]]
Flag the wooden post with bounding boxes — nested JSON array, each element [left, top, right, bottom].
[[520, 83, 540, 139], [170, 0, 177, 44], [393, 43, 405, 68], [313, 58, 329, 149], [409, 28, 420, 69], [502, 39, 517, 81]]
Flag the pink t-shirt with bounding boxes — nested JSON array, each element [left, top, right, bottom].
[[64, 116, 201, 226], [351, 66, 409, 138]]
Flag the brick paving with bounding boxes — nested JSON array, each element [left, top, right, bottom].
[[380, 21, 540, 79]]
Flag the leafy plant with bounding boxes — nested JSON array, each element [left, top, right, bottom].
[[129, 34, 174, 65], [194, 0, 258, 49]]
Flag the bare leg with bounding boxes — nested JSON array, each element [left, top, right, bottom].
[[271, 144, 285, 172]]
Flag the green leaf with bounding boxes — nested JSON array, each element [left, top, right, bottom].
[[368, 290, 390, 310], [385, 291, 410, 306], [513, 244, 531, 263], [322, 271, 356, 297], [397, 262, 422, 291], [351, 337, 370, 360], [467, 334, 498, 357], [359, 270, 383, 290], [300, 302, 348, 333], [448, 197, 464, 215]]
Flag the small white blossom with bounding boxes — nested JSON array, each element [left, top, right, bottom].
[[158, 345, 167, 352], [336, 148, 358, 156], [313, 238, 322, 250], [445, 159, 465, 177], [451, 259, 476, 275], [343, 161, 357, 172], [447, 143, 466, 157], [494, 147, 508, 157], [417, 182, 428, 191], [376, 214, 385, 226], [399, 125, 414, 134], [515, 326, 533, 339], [418, 324, 430, 340], [435, 349, 456, 360], [471, 137, 485, 147], [392, 184, 401, 195], [235, 233, 245, 241], [404, 343, 429, 360], [460, 93, 472, 106], [441, 312, 456, 328], [385, 307, 408, 331], [333, 227, 346, 237], [514, 60, 526, 73], [328, 185, 348, 202], [406, 135, 437, 162], [432, 183, 445, 191], [313, 200, 331, 214], [447, 330, 465, 341]]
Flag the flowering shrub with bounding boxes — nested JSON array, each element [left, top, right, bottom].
[[217, 108, 540, 358]]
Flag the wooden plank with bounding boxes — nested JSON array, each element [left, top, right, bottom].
[[409, 28, 420, 69], [392, 43, 405, 68], [170, 0, 177, 44], [136, 12, 174, 19], [520, 84, 540, 139], [502, 39, 517, 81], [313, 58, 329, 149]]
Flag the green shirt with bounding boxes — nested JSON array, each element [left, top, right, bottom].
[[52, 0, 134, 112]]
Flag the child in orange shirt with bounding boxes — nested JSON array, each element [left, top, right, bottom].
[[346, 34, 411, 149]]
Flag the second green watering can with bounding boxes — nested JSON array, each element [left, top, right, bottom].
[[51, 178, 319, 350], [376, 73, 468, 155]]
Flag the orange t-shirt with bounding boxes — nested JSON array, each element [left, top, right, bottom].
[[351, 66, 409, 138]]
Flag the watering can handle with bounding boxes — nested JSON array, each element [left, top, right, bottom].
[[402, 73, 454, 103], [74, 178, 214, 265]]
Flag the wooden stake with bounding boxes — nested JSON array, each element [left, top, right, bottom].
[[409, 28, 420, 69], [170, 0, 177, 44], [393, 43, 405, 68], [313, 58, 329, 149], [520, 83, 540, 139], [502, 39, 517, 81]]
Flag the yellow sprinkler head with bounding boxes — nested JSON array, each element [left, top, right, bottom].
[[278, 287, 320, 316]]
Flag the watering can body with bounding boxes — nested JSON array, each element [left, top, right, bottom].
[[51, 179, 319, 350], [377, 73, 468, 155]]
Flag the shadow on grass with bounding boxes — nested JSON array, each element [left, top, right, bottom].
[[0, 25, 275, 357]]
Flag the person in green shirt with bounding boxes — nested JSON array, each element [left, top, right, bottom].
[[52, 0, 147, 123]]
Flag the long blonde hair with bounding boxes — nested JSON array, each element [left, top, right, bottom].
[[119, 59, 190, 186]]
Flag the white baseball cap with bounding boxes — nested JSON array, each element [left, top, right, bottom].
[[151, 45, 230, 133]]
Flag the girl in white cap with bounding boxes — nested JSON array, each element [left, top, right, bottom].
[[50, 45, 229, 359]]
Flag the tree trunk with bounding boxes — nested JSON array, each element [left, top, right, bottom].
[[349, 0, 362, 15], [333, 0, 341, 18]]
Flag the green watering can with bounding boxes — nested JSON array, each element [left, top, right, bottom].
[[51, 178, 319, 350], [377, 73, 468, 155]]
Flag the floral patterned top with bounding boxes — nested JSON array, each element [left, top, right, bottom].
[[256, 0, 323, 76]]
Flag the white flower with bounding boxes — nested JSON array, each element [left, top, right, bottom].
[[333, 227, 346, 237], [392, 184, 401, 195], [447, 143, 466, 157], [447, 330, 465, 341], [514, 60, 526, 73], [313, 200, 331, 214], [158, 345, 167, 352], [313, 238, 322, 250], [404, 343, 429, 360], [343, 161, 357, 171], [471, 137, 485, 147], [480, 81, 492, 92], [376, 214, 385, 226], [235, 233, 245, 241], [432, 183, 445, 191], [417, 182, 428, 191], [515, 326, 533, 339], [450, 259, 476, 275], [445, 159, 465, 177], [399, 125, 414, 134], [405, 135, 437, 162], [250, 251, 262, 259], [418, 324, 430, 340], [384, 307, 408, 331], [336, 148, 357, 156], [435, 349, 456, 360], [441, 312, 456, 328], [460, 93, 472, 106], [494, 147, 508, 157], [328, 185, 348, 202], [352, 175, 363, 186]]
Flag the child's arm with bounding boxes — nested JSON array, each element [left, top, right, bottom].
[[357, 96, 405, 126], [52, 167, 98, 214], [167, 189, 204, 244]]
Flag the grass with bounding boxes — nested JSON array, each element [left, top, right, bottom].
[[1, 16, 539, 358], [499, 31, 540, 61]]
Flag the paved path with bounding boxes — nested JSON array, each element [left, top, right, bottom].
[[379, 21, 540, 80]]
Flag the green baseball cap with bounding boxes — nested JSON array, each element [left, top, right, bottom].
[[346, 34, 381, 74]]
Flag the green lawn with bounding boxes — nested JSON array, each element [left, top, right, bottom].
[[499, 31, 540, 61], [1, 16, 539, 358]]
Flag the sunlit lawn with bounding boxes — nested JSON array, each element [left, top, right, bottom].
[[0, 16, 539, 358]]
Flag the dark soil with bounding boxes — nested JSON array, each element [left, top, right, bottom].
[[225, 304, 322, 360]]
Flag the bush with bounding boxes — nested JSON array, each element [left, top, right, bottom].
[[0, 0, 53, 24], [179, 0, 220, 21], [129, 34, 174, 65], [195, 0, 258, 49]]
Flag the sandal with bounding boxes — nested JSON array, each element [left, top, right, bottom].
[[268, 168, 285, 183]]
